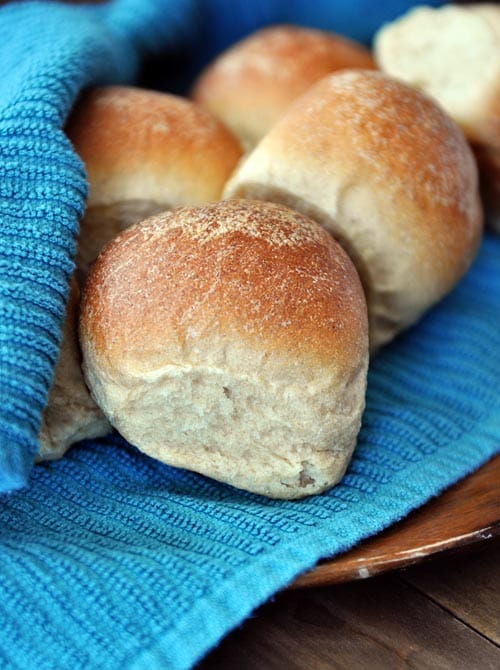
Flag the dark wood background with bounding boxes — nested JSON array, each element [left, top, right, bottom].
[[198, 541, 500, 669]]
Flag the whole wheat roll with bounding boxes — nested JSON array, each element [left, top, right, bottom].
[[224, 70, 483, 350], [374, 4, 500, 149], [79, 200, 369, 499], [375, 3, 500, 233], [66, 85, 243, 279], [191, 24, 375, 151]]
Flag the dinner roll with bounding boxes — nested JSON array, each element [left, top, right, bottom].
[[191, 25, 375, 150], [224, 70, 482, 350], [80, 200, 369, 499], [374, 5, 500, 233], [66, 86, 243, 279], [38, 278, 110, 461], [374, 4, 500, 149]]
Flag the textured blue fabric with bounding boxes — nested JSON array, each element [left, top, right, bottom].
[[156, 0, 445, 94], [2, 1, 499, 669], [0, 0, 196, 490]]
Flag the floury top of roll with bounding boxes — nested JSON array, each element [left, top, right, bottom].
[[224, 69, 483, 350], [191, 24, 375, 150]]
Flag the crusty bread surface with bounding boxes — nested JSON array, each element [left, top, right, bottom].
[[224, 70, 483, 350], [67, 86, 243, 207], [192, 24, 375, 150], [66, 86, 243, 279], [80, 200, 369, 499]]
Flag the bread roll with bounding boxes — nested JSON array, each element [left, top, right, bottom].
[[79, 200, 369, 499], [224, 70, 482, 350], [192, 25, 375, 150], [374, 4, 500, 148], [375, 5, 500, 234], [66, 86, 243, 279], [38, 278, 110, 461]]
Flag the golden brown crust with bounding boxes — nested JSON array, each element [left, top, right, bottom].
[[224, 70, 483, 348], [192, 25, 375, 149], [66, 86, 243, 206], [81, 200, 367, 375], [79, 200, 369, 498], [286, 71, 480, 274]]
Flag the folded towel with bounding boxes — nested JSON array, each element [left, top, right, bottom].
[[1, 1, 497, 669]]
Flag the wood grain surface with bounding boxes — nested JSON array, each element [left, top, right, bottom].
[[293, 454, 500, 588], [404, 546, 500, 644], [198, 542, 500, 670]]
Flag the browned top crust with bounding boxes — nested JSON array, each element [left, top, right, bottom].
[[80, 200, 368, 377], [223, 70, 483, 348], [191, 25, 375, 148], [66, 86, 243, 206], [266, 70, 480, 264]]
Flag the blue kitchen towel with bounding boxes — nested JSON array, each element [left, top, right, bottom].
[[0, 0, 197, 490], [2, 1, 499, 669]]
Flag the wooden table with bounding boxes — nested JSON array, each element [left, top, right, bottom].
[[198, 541, 500, 669], [198, 453, 500, 670]]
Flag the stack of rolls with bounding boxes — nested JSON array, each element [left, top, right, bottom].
[[39, 86, 243, 460], [223, 69, 482, 350], [41, 22, 484, 499]]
